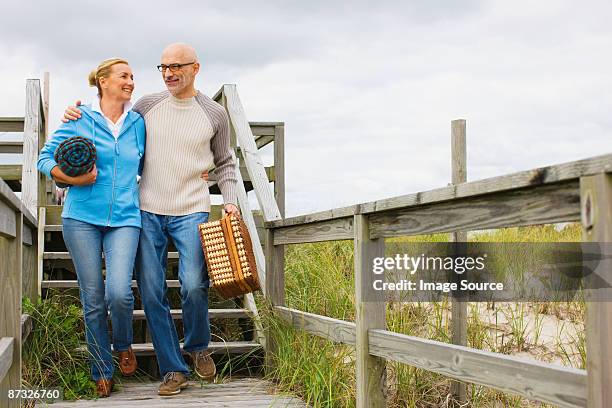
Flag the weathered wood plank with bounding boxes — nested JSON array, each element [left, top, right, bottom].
[[20, 315, 32, 343], [275, 306, 356, 345], [580, 173, 612, 408], [368, 329, 587, 408], [223, 84, 282, 223], [0, 165, 21, 181], [22, 223, 32, 246], [233, 162, 267, 349], [40, 378, 308, 407], [354, 214, 386, 407], [37, 207, 45, 297], [0, 117, 24, 132], [265, 230, 284, 306], [274, 124, 285, 217], [0, 214, 21, 408], [129, 309, 249, 320], [21, 79, 41, 218], [273, 217, 353, 245], [0, 337, 14, 384], [0, 141, 23, 154], [266, 153, 612, 229], [209, 165, 274, 183], [369, 180, 580, 238], [44, 251, 179, 260], [450, 119, 468, 404], [126, 341, 262, 356], [44, 205, 224, 227], [42, 280, 180, 288], [0, 199, 16, 238], [0, 178, 22, 213]]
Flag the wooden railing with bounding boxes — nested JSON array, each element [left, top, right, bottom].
[[0, 78, 46, 407], [254, 124, 611, 406]]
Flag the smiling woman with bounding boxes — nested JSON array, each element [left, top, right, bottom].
[[37, 57, 145, 398]]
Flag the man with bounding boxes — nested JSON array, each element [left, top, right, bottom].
[[65, 43, 240, 396]]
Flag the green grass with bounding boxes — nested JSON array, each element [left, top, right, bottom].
[[263, 224, 583, 407], [22, 295, 98, 400]]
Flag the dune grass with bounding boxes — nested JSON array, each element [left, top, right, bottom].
[[263, 224, 584, 407]]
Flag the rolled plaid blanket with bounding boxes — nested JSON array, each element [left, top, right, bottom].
[[53, 136, 96, 188]]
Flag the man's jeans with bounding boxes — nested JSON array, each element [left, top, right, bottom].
[[135, 211, 210, 377], [62, 218, 140, 381]]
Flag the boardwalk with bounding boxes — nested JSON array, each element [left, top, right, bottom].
[[36, 378, 308, 407]]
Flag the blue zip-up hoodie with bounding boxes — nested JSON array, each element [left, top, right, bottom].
[[37, 105, 146, 228]]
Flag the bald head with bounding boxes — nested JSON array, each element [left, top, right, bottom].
[[162, 42, 199, 63], [160, 42, 201, 98]]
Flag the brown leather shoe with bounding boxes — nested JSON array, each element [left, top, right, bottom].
[[158, 372, 189, 396], [190, 349, 216, 381], [96, 379, 113, 398], [118, 347, 137, 376]]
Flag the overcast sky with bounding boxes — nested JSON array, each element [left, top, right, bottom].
[[1, 1, 610, 216]]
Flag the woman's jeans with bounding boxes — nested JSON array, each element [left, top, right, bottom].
[[62, 218, 140, 381]]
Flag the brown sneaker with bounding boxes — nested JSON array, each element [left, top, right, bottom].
[[118, 347, 137, 376], [190, 349, 216, 381], [158, 372, 189, 396], [96, 379, 113, 398]]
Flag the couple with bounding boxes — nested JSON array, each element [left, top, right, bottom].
[[37, 42, 239, 398]]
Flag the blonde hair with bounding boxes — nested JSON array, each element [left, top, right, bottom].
[[88, 58, 129, 96]]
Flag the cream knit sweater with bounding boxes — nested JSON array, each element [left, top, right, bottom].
[[133, 91, 237, 215]]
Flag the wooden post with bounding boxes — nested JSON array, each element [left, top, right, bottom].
[[354, 214, 386, 408], [450, 119, 468, 404], [22, 79, 40, 218], [37, 207, 45, 298], [273, 124, 285, 218], [0, 198, 22, 408], [580, 173, 612, 407], [264, 228, 284, 374]]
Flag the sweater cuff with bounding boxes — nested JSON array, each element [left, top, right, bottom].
[[41, 162, 58, 180]]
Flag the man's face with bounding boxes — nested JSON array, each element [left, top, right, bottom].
[[160, 48, 199, 96]]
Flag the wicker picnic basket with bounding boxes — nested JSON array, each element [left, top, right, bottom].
[[198, 214, 261, 299]]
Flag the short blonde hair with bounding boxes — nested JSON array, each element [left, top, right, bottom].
[[88, 58, 129, 96]]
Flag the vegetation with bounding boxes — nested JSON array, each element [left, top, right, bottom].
[[263, 224, 585, 407]]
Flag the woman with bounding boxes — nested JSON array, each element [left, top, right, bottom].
[[37, 58, 145, 398]]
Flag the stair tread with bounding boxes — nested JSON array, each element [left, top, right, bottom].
[[76, 341, 262, 355], [130, 309, 250, 319], [44, 251, 179, 259], [42, 280, 180, 288]]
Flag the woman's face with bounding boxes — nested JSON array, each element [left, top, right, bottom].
[[100, 63, 134, 102]]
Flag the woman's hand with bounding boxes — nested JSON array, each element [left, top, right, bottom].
[[200, 170, 209, 181], [51, 164, 97, 185]]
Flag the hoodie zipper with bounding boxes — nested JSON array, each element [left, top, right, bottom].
[[106, 139, 119, 226]]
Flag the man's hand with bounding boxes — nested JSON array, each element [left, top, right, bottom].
[[61, 100, 83, 122], [224, 203, 240, 216], [200, 170, 209, 181]]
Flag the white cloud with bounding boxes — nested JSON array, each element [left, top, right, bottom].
[[1, 1, 611, 216]]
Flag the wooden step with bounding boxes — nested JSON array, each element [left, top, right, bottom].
[[130, 309, 250, 320], [43, 251, 179, 260], [42, 280, 180, 288], [0, 164, 21, 180], [76, 341, 262, 356]]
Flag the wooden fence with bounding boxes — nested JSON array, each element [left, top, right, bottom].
[[225, 98, 609, 407], [0, 78, 47, 407]]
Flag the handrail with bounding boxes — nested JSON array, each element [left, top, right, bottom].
[[267, 153, 612, 229], [0, 337, 15, 383], [261, 137, 611, 407]]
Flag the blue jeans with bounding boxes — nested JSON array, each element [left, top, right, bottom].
[[62, 218, 140, 381], [135, 211, 210, 377]]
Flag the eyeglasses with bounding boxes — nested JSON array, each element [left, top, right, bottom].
[[156, 62, 196, 72]]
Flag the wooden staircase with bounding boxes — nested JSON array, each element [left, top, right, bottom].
[[39, 204, 263, 365]]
